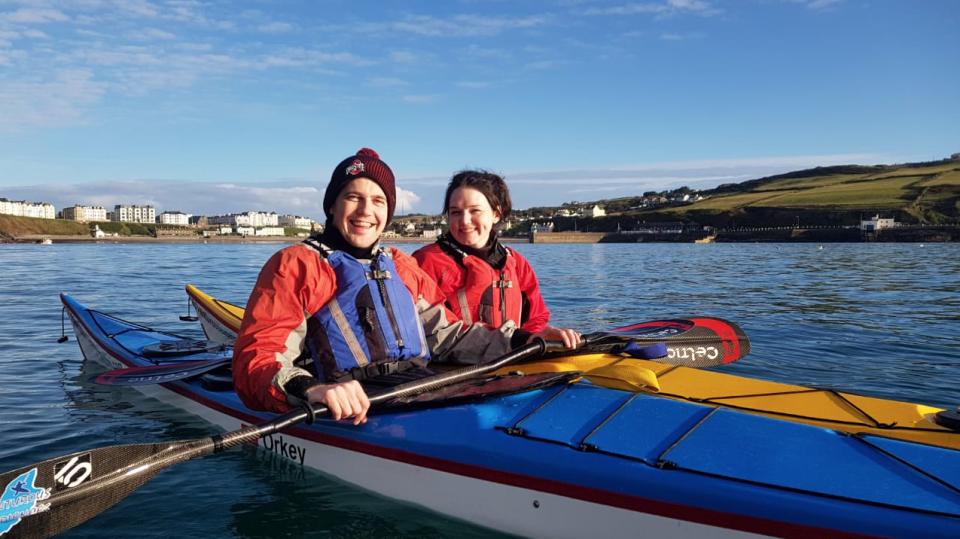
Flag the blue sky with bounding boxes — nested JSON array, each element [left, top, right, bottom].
[[1, 0, 957, 220]]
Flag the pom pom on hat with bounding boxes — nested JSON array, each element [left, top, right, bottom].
[[324, 148, 396, 224]]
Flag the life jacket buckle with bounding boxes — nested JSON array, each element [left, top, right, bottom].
[[378, 361, 401, 375]]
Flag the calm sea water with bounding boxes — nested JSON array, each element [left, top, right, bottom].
[[1, 241, 958, 538]]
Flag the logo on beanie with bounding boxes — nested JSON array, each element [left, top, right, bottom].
[[346, 159, 365, 176]]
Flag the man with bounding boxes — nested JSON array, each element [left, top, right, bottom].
[[233, 148, 536, 424]]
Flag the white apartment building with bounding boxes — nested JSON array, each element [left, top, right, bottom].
[[209, 211, 279, 228], [62, 205, 108, 222], [240, 211, 279, 228], [0, 198, 56, 219], [159, 211, 192, 226], [278, 215, 313, 229], [114, 204, 156, 224]]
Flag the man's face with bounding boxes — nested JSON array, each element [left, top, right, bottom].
[[330, 178, 388, 249]]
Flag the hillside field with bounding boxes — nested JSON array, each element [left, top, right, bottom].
[[658, 159, 960, 226]]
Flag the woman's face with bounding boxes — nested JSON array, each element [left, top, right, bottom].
[[447, 186, 500, 249], [331, 178, 388, 249]]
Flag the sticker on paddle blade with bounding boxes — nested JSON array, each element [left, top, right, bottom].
[[53, 454, 93, 491], [0, 469, 52, 536]]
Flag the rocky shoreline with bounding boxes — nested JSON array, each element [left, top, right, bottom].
[[7, 234, 531, 245]]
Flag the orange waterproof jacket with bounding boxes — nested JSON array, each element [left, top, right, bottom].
[[413, 241, 550, 333]]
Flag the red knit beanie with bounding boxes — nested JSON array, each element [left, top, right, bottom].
[[323, 148, 396, 224]]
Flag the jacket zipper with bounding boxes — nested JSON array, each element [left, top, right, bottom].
[[372, 256, 404, 349], [499, 269, 507, 326]]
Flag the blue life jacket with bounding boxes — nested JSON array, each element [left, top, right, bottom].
[[306, 246, 430, 383]]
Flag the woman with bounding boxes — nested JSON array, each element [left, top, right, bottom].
[[233, 151, 536, 425], [413, 170, 580, 348]]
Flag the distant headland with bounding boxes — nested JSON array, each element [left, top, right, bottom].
[[3, 155, 959, 243]]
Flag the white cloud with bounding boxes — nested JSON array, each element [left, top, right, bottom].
[[456, 81, 491, 88], [527, 59, 561, 70], [125, 28, 177, 41], [368, 77, 408, 87], [788, 0, 844, 9], [1, 153, 896, 216], [389, 50, 419, 64], [257, 21, 294, 34], [118, 0, 161, 19], [389, 14, 550, 37], [462, 44, 509, 58], [3, 178, 434, 221], [0, 69, 104, 132], [581, 0, 721, 17], [2, 8, 70, 24], [402, 94, 439, 104], [174, 42, 213, 52], [395, 187, 421, 216]]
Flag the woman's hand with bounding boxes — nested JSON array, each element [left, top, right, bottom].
[[305, 380, 371, 425], [530, 325, 582, 349]]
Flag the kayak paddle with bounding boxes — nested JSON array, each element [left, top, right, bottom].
[[0, 338, 560, 539], [87, 317, 750, 386]]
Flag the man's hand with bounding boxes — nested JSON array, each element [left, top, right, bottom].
[[305, 380, 371, 425]]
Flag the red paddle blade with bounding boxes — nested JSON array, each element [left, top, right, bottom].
[[584, 317, 751, 367]]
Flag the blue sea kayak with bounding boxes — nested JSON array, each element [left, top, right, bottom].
[[35, 294, 960, 538]]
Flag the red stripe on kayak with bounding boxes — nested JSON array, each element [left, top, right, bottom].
[[162, 383, 891, 539]]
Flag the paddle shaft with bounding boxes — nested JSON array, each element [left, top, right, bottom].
[[215, 339, 553, 448], [91, 317, 750, 386]]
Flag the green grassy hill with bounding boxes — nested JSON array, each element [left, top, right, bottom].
[[0, 215, 165, 240], [0, 214, 90, 239], [553, 158, 960, 230]]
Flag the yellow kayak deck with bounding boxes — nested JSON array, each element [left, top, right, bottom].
[[501, 353, 956, 450], [185, 284, 958, 450]]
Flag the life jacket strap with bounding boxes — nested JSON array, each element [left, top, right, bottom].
[[331, 358, 427, 383]]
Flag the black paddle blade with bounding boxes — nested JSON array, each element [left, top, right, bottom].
[[0, 440, 212, 539], [90, 357, 232, 386], [580, 317, 751, 367]]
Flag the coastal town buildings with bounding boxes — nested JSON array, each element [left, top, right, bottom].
[[0, 198, 56, 219]]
